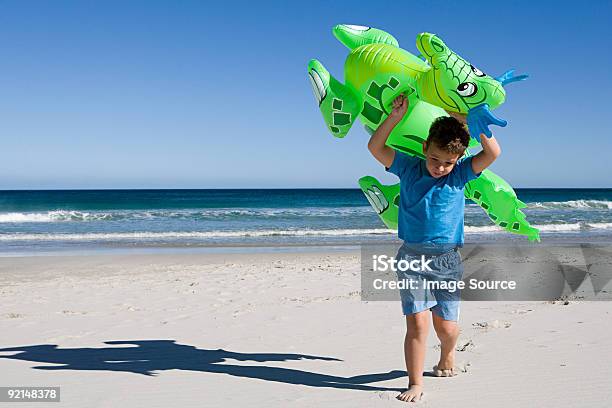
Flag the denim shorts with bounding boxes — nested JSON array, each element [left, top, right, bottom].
[[394, 243, 464, 321]]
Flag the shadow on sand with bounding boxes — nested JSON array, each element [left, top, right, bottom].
[[0, 339, 405, 392]]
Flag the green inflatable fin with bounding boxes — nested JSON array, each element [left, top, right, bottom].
[[308, 59, 361, 138], [333, 24, 399, 50], [358, 176, 400, 230], [465, 170, 541, 242]]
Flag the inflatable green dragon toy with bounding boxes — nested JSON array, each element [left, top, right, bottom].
[[308, 24, 540, 241]]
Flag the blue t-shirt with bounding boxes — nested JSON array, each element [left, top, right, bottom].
[[386, 151, 480, 249]]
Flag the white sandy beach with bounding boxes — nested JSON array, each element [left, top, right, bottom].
[[1, 249, 611, 407]]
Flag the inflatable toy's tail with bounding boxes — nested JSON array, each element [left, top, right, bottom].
[[308, 59, 361, 138], [358, 176, 400, 230], [465, 171, 540, 242], [332, 24, 399, 50]]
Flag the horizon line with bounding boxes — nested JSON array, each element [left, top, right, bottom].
[[1, 187, 611, 191]]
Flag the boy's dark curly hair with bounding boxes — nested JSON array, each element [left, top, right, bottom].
[[427, 116, 470, 154]]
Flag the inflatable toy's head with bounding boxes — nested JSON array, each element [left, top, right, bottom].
[[416, 33, 505, 114]]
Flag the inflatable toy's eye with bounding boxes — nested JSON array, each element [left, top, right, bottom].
[[457, 82, 477, 97], [471, 65, 486, 77]]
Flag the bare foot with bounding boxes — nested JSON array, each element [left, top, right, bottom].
[[434, 346, 457, 377], [396, 384, 423, 402], [433, 364, 458, 377]]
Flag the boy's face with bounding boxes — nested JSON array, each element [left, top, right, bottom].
[[422, 141, 462, 178]]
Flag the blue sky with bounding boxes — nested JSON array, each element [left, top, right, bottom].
[[0, 0, 610, 189]]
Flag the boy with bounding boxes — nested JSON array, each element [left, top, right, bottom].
[[367, 94, 501, 403]]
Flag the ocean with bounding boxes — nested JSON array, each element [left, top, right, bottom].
[[0, 189, 611, 255]]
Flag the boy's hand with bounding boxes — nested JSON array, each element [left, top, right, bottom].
[[388, 94, 408, 124]]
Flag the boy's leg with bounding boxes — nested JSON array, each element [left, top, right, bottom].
[[429, 249, 463, 376], [397, 310, 429, 402], [432, 312, 460, 375]]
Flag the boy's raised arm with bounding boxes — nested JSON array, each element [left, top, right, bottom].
[[367, 94, 408, 168], [471, 133, 502, 174], [443, 111, 501, 174]]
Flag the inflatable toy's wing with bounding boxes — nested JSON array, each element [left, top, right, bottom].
[[358, 176, 399, 230], [308, 59, 361, 138], [465, 170, 540, 241]]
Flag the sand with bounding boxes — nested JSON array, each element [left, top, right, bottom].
[[1, 249, 611, 407]]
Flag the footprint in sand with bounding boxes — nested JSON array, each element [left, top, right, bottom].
[[456, 339, 475, 352], [472, 319, 511, 330], [375, 391, 399, 400], [512, 308, 534, 315], [59, 310, 88, 315]]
